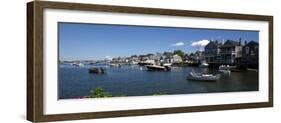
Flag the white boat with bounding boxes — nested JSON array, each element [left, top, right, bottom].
[[163, 63, 172, 67], [219, 69, 231, 74], [219, 65, 231, 75], [199, 61, 209, 67], [130, 61, 138, 65], [187, 72, 220, 81], [88, 61, 97, 65], [110, 63, 121, 67], [72, 62, 83, 67]]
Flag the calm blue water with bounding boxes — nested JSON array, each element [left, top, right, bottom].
[[59, 64, 258, 99]]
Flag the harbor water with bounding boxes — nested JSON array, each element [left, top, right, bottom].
[[59, 63, 258, 99]]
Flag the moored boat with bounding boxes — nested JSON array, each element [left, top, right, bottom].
[[163, 63, 172, 67], [219, 65, 231, 75], [187, 72, 220, 81], [199, 60, 209, 68], [88, 67, 106, 74], [72, 62, 84, 67], [146, 65, 171, 71], [130, 61, 138, 65], [109, 63, 121, 68], [88, 61, 97, 65]]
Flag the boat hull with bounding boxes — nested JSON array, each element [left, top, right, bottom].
[[88, 67, 106, 74], [146, 65, 171, 71]]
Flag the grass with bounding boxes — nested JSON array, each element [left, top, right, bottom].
[[89, 87, 167, 98]]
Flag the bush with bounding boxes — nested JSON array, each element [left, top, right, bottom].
[[90, 87, 112, 98]]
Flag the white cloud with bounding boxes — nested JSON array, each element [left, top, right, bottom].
[[105, 56, 112, 60], [191, 40, 210, 51], [171, 42, 185, 46]]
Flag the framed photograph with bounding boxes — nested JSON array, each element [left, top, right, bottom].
[[27, 1, 273, 122]]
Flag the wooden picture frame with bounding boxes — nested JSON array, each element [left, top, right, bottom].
[[27, 1, 273, 122]]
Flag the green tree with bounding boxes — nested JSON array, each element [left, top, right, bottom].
[[190, 53, 194, 56], [90, 87, 112, 98], [173, 50, 185, 60]]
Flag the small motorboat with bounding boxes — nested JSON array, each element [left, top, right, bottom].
[[146, 65, 171, 71], [72, 62, 84, 67], [88, 67, 106, 74], [163, 63, 172, 67], [130, 61, 138, 65], [88, 61, 97, 65], [219, 65, 231, 75], [187, 72, 220, 81], [199, 61, 209, 68], [219, 65, 241, 72]]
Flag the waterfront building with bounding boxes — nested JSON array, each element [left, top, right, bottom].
[[155, 52, 163, 63], [146, 53, 155, 60], [219, 40, 243, 65], [194, 50, 205, 62], [172, 54, 183, 63], [138, 55, 149, 61], [242, 41, 259, 68], [183, 54, 190, 62], [186, 52, 199, 63], [204, 41, 222, 64], [130, 55, 140, 63], [111, 57, 126, 63], [163, 52, 173, 63]]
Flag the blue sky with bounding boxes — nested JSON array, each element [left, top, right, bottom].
[[59, 22, 259, 60]]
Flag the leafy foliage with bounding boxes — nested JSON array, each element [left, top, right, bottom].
[[90, 87, 112, 98], [173, 50, 185, 60]]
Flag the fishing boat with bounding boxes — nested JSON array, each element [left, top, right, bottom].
[[146, 65, 171, 71], [88, 67, 106, 74], [187, 72, 220, 81]]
